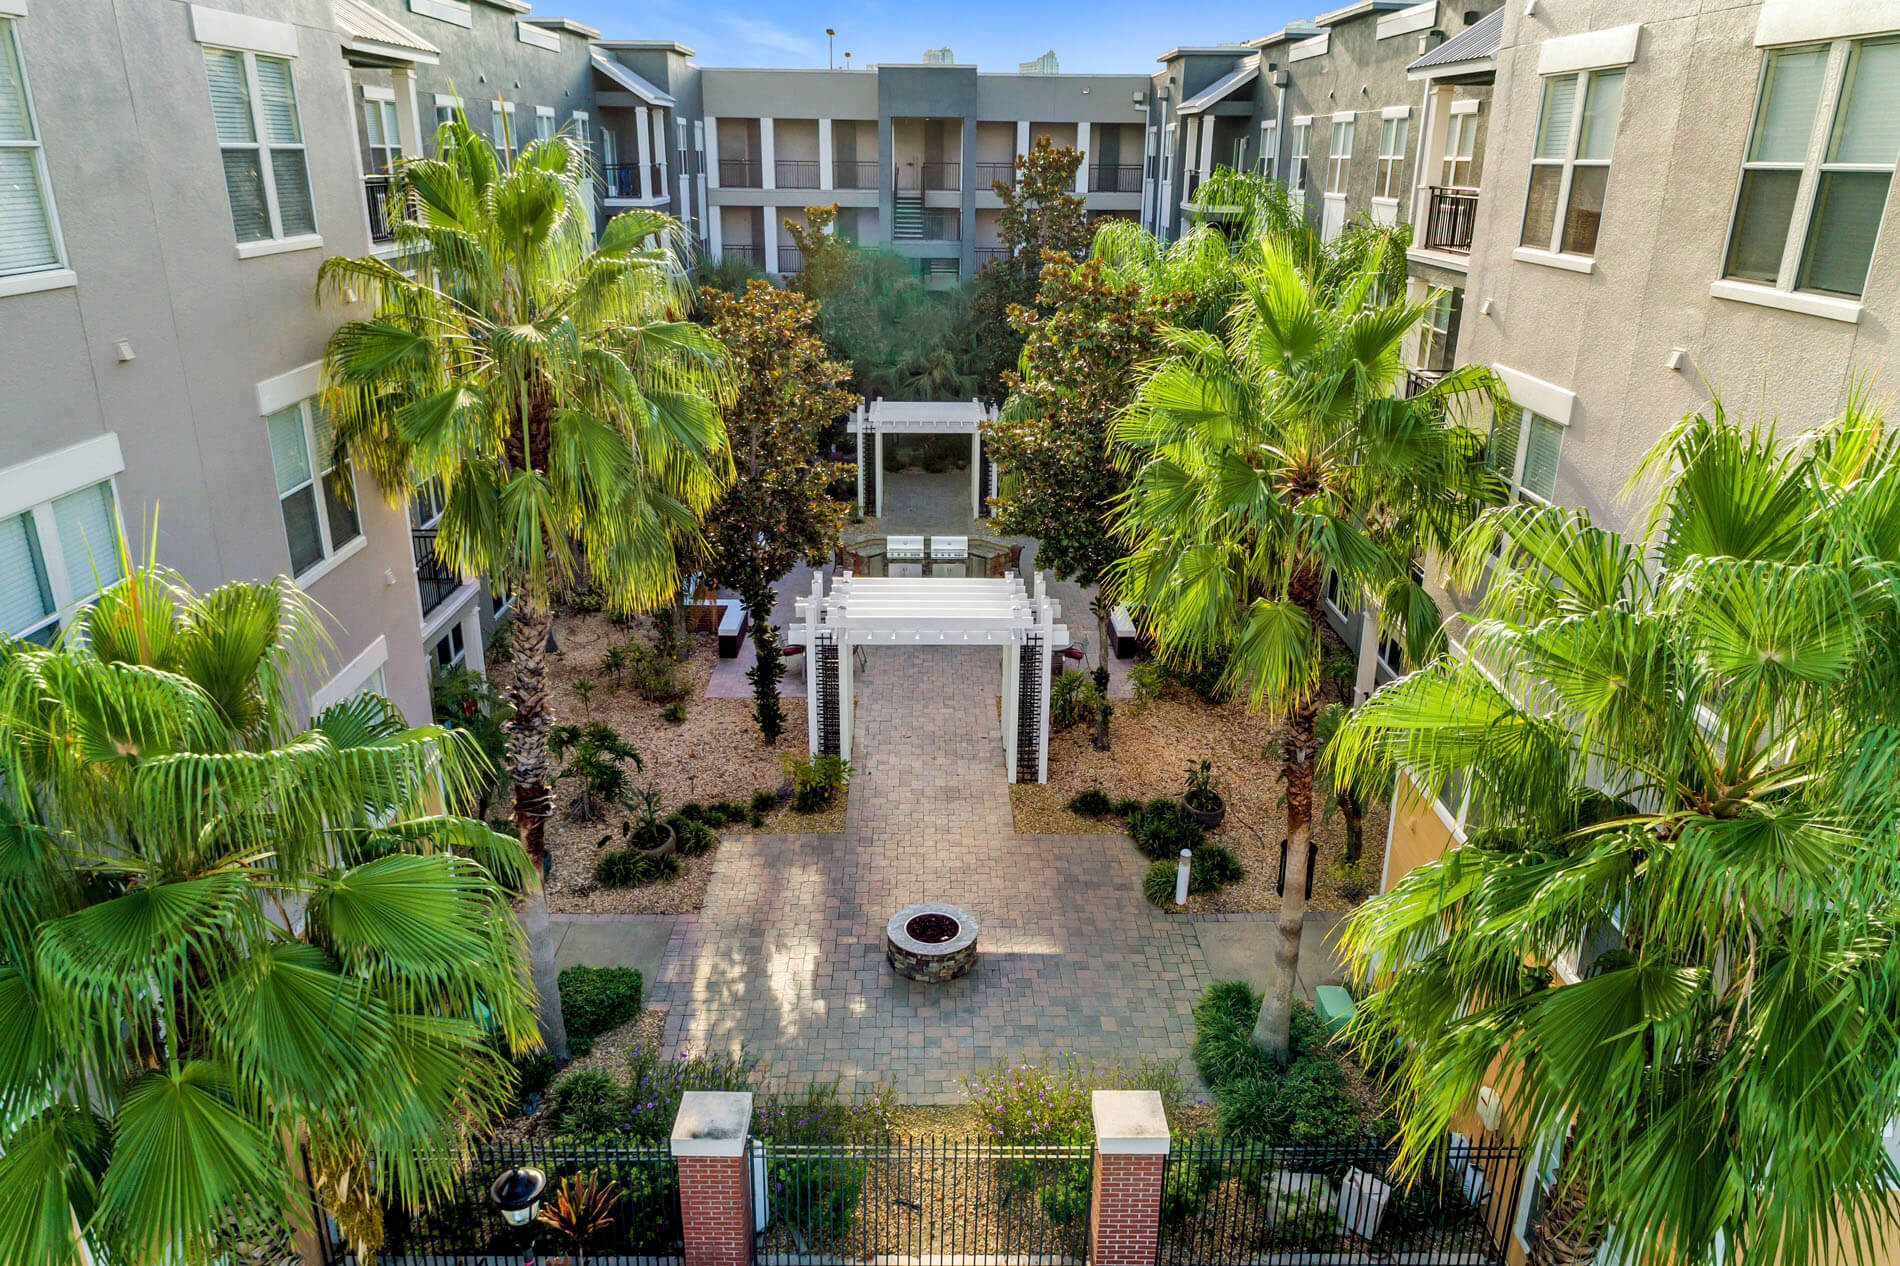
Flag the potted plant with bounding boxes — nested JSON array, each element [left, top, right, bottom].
[[619, 786, 677, 858], [1182, 759, 1225, 828]]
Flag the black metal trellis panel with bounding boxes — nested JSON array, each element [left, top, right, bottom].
[[1016, 633, 1043, 783], [1154, 1138, 1521, 1266], [813, 629, 841, 758], [317, 1140, 682, 1266], [754, 1139, 1093, 1266]]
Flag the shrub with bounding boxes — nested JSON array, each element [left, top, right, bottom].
[[1110, 796, 1146, 818], [711, 798, 751, 823], [1194, 843, 1244, 890], [1050, 670, 1097, 730], [747, 809, 765, 827], [1143, 860, 1181, 907], [1172, 644, 1233, 704], [677, 800, 707, 823], [511, 1051, 560, 1109], [1270, 1188, 1341, 1249], [559, 966, 644, 1055], [785, 753, 850, 812], [549, 722, 643, 822], [1216, 1076, 1287, 1142], [595, 848, 680, 888], [628, 643, 690, 703], [1128, 797, 1205, 860], [965, 1054, 1185, 1144], [1039, 1163, 1092, 1226], [1192, 980, 1278, 1089], [1282, 1056, 1363, 1152], [549, 1069, 623, 1139], [1160, 1148, 1223, 1226], [751, 790, 780, 816], [1068, 787, 1112, 817], [662, 701, 688, 724], [665, 814, 718, 856]]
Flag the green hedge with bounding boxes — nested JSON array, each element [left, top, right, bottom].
[[558, 965, 644, 1056]]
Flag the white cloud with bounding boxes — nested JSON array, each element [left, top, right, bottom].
[[717, 13, 818, 57]]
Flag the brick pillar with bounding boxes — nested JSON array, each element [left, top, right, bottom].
[[672, 1091, 754, 1266], [1089, 1090, 1171, 1266]]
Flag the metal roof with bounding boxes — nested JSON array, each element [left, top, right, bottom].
[[1178, 58, 1260, 115], [1408, 8, 1503, 76], [332, 0, 439, 64], [591, 53, 675, 107]]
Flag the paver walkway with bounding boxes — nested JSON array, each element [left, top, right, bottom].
[[653, 647, 1213, 1101]]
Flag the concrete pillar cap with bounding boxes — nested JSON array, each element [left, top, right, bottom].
[[671, 1090, 754, 1157], [1092, 1090, 1172, 1155]]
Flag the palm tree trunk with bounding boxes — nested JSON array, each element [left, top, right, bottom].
[[1253, 697, 1317, 1062], [500, 601, 570, 1061], [1342, 793, 1364, 864]]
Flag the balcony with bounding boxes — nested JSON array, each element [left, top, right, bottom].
[[975, 245, 1010, 265], [364, 175, 393, 243], [1423, 186, 1479, 254], [1089, 164, 1143, 194], [413, 530, 461, 619], [974, 161, 1016, 190], [921, 161, 959, 192], [719, 157, 763, 189], [1402, 367, 1445, 399], [601, 164, 667, 200], [776, 243, 804, 273], [833, 159, 877, 190], [775, 159, 821, 190], [723, 242, 764, 267]]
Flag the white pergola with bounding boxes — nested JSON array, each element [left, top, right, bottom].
[[796, 571, 1068, 783], [847, 398, 998, 521]]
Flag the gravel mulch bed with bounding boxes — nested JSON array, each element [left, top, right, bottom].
[[492, 1007, 669, 1144], [1014, 681, 1386, 915], [519, 610, 845, 915]]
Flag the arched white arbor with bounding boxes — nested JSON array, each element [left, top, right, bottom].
[[796, 572, 1068, 783], [847, 398, 998, 521]]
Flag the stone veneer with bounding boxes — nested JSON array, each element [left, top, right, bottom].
[[885, 902, 979, 982]]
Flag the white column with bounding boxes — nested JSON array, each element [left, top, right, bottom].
[[708, 203, 723, 258], [1074, 120, 1090, 194], [1035, 580, 1054, 784], [1414, 83, 1448, 237], [805, 573, 823, 757], [653, 109, 670, 200], [760, 117, 777, 190], [874, 430, 885, 519], [839, 633, 854, 763], [764, 217, 780, 274], [1015, 119, 1030, 159], [855, 405, 866, 512], [1003, 641, 1020, 781], [1197, 115, 1215, 180], [635, 107, 653, 200], [704, 116, 720, 188], [392, 67, 424, 159], [1354, 606, 1381, 705], [1183, 116, 1199, 188], [819, 117, 835, 191], [970, 429, 981, 519], [462, 606, 487, 677]]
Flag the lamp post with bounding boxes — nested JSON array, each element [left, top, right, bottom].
[[489, 1165, 548, 1263], [826, 28, 836, 69]]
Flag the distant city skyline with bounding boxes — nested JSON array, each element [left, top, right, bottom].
[[562, 0, 1316, 72]]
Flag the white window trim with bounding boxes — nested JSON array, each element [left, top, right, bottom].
[[361, 84, 395, 103], [1492, 365, 1576, 426], [1376, 113, 1409, 199], [312, 634, 389, 713], [1536, 23, 1642, 76], [1450, 97, 1481, 116], [1709, 277, 1862, 324], [1755, 0, 1893, 47], [189, 4, 297, 57], [2, 478, 126, 642], [408, 0, 471, 29], [0, 434, 123, 522], [259, 370, 364, 583], [1259, 119, 1278, 181], [205, 45, 318, 249], [515, 18, 561, 52], [1521, 66, 1624, 260], [1291, 122, 1311, 193], [1326, 116, 1354, 195], [2, 14, 68, 283], [1512, 245, 1595, 274]]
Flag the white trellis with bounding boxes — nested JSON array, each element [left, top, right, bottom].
[[848, 398, 998, 521], [796, 571, 1067, 783]]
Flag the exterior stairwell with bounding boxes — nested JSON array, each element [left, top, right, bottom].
[[892, 192, 925, 240]]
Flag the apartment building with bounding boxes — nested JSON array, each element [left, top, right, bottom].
[[696, 61, 1152, 281]]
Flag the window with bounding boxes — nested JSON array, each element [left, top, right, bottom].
[[1519, 69, 1625, 257], [1326, 118, 1354, 194], [571, 111, 589, 154], [534, 106, 554, 145], [1443, 109, 1478, 187], [204, 47, 315, 244], [0, 17, 63, 279], [0, 481, 124, 645], [1488, 405, 1563, 505], [409, 477, 445, 530], [1420, 289, 1462, 373], [1259, 120, 1278, 181], [1291, 122, 1310, 193], [600, 127, 617, 171], [490, 100, 516, 158], [1724, 36, 1900, 299], [434, 95, 462, 140], [1323, 567, 1349, 615], [1376, 115, 1408, 199], [362, 97, 401, 173], [432, 622, 466, 670], [267, 399, 361, 577]]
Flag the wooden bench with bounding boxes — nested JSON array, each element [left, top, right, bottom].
[[1110, 605, 1140, 658], [716, 599, 749, 657]]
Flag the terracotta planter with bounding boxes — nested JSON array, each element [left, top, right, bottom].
[[1184, 791, 1225, 829]]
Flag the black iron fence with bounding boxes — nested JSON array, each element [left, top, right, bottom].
[[363, 175, 394, 242], [722, 242, 764, 267], [602, 163, 668, 200], [413, 529, 461, 618], [921, 160, 960, 191], [834, 158, 878, 189], [975, 160, 1017, 189], [319, 1140, 682, 1266], [1156, 1137, 1521, 1266], [1424, 186, 1479, 253], [719, 157, 763, 188], [1091, 163, 1144, 193], [754, 1139, 1093, 1265], [775, 158, 822, 189]]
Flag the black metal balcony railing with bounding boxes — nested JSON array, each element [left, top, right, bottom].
[[1425, 185, 1480, 253], [719, 157, 763, 188], [1403, 367, 1445, 399], [975, 245, 1010, 263], [776, 243, 804, 273], [833, 159, 877, 189], [722, 242, 764, 267], [921, 161, 959, 191], [1089, 164, 1143, 193], [974, 161, 1016, 190], [602, 164, 664, 200], [364, 175, 393, 243], [413, 530, 461, 618], [775, 159, 821, 189]]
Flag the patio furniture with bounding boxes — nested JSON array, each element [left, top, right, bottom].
[[1110, 605, 1140, 658], [887, 535, 926, 561]]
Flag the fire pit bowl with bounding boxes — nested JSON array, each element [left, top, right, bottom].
[[885, 902, 979, 982]]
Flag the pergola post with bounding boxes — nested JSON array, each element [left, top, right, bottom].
[[970, 429, 981, 519], [839, 633, 854, 763], [1002, 639, 1020, 782], [874, 433, 885, 520], [1034, 573, 1053, 784], [855, 403, 866, 514], [805, 572, 823, 756]]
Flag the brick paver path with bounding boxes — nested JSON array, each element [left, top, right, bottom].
[[654, 647, 1212, 1101]]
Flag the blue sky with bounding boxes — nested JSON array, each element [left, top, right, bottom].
[[560, 0, 1312, 73]]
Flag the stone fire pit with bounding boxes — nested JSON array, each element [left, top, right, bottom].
[[885, 902, 979, 982]]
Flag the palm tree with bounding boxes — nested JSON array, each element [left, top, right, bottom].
[[1108, 232, 1500, 1060], [1325, 396, 1900, 1266], [0, 563, 534, 1266], [318, 119, 730, 1058]]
